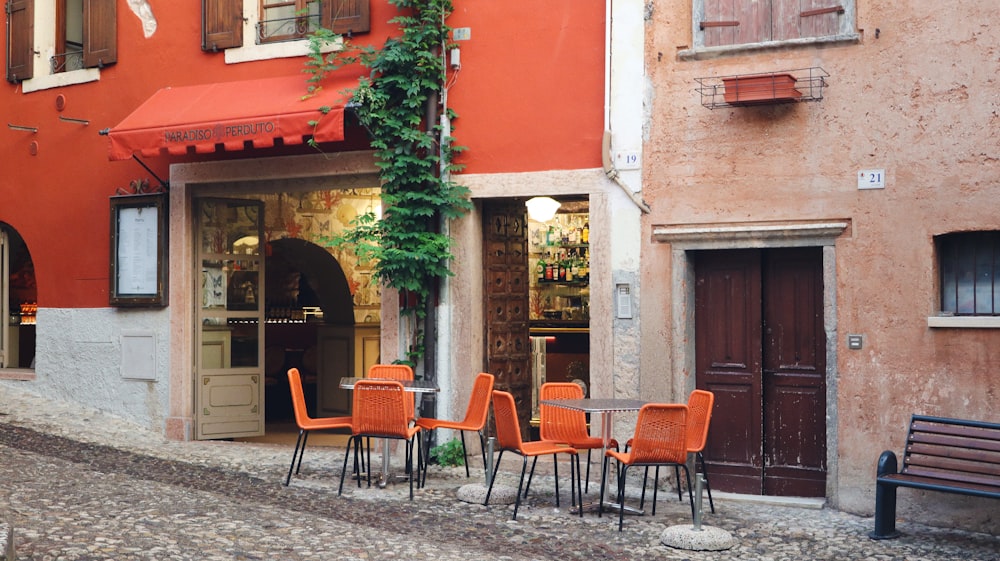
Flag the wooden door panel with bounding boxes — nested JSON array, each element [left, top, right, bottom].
[[484, 202, 531, 435], [695, 250, 763, 492], [762, 248, 826, 496]]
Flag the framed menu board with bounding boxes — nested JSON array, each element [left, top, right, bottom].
[[110, 193, 168, 306]]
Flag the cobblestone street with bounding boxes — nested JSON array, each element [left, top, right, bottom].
[[0, 384, 997, 560]]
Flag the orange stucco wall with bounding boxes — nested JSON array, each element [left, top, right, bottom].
[[0, 2, 605, 308]]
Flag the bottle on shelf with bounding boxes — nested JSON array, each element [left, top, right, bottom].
[[582, 221, 590, 244]]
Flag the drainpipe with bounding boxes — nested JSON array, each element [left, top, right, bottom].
[[604, 1, 650, 214]]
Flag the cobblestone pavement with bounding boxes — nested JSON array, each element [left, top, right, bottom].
[[0, 383, 997, 560]]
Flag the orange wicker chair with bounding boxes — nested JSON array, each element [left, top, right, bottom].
[[416, 372, 495, 485], [533, 382, 618, 493], [338, 379, 423, 500], [284, 368, 352, 486], [602, 403, 693, 531], [636, 389, 716, 515], [485, 390, 582, 520], [368, 364, 416, 422]]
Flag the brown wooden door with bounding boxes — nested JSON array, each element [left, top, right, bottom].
[[483, 201, 532, 436], [695, 247, 826, 497]]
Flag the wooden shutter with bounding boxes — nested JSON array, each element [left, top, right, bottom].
[[5, 0, 34, 82], [82, 0, 116, 68], [793, 0, 843, 40], [322, 0, 370, 36], [202, 0, 243, 52], [701, 0, 770, 47]]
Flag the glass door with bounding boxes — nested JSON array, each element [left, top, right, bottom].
[[195, 198, 266, 439]]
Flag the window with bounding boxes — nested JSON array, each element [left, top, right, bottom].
[[5, 0, 116, 87], [938, 231, 1000, 316], [693, 0, 854, 50], [201, 0, 369, 53]]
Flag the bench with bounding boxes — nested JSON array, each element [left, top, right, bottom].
[[870, 414, 1000, 539]]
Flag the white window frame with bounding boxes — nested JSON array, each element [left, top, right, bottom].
[[682, 0, 860, 59], [21, 1, 100, 94], [224, 0, 342, 64]]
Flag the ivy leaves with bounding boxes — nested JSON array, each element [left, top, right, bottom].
[[307, 0, 471, 367]]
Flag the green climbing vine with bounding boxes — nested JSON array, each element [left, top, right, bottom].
[[306, 0, 471, 368]]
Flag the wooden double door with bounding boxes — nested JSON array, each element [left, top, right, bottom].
[[694, 247, 827, 497]]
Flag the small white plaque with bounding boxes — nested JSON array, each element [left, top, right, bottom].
[[858, 169, 886, 190], [453, 27, 471, 41], [615, 151, 641, 171]]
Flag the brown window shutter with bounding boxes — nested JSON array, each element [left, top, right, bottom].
[[82, 0, 116, 68], [5, 0, 34, 82], [202, 0, 243, 52], [323, 0, 370, 36]]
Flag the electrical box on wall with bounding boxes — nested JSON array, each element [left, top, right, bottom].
[[616, 284, 632, 319]]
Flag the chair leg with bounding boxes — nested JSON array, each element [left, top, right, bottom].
[[295, 431, 310, 475], [574, 453, 583, 517], [553, 455, 561, 508], [524, 457, 538, 497], [285, 429, 307, 486], [459, 431, 470, 478], [652, 466, 661, 515], [484, 450, 506, 506], [638, 466, 649, 509], [407, 437, 415, 500], [523, 456, 540, 498], [674, 465, 682, 502], [680, 464, 695, 523], [478, 431, 487, 475], [698, 452, 715, 513], [338, 435, 356, 496], [617, 463, 629, 532], [513, 455, 530, 520]]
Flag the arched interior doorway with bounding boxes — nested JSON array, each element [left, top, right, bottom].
[[262, 237, 355, 424], [1, 224, 36, 370]]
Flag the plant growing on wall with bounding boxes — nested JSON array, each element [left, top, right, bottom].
[[307, 0, 471, 368]]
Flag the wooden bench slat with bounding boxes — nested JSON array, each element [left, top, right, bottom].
[[902, 464, 1000, 488], [905, 442, 1000, 466], [903, 455, 1000, 479], [909, 431, 1000, 454]]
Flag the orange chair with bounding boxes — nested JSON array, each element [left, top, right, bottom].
[[636, 389, 716, 515], [602, 403, 693, 531], [416, 372, 495, 484], [368, 364, 416, 422], [284, 368, 353, 486], [534, 382, 618, 493], [485, 390, 582, 520], [338, 379, 422, 500]]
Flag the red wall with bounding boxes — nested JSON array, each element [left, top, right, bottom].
[[0, 2, 605, 308]]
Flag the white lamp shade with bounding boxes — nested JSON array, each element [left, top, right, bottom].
[[526, 197, 561, 222]]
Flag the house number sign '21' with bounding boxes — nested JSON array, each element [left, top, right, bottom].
[[858, 169, 886, 190]]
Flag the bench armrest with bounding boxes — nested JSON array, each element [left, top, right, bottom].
[[876, 450, 898, 478]]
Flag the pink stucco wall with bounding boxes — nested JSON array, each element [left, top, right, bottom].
[[641, 0, 999, 532]]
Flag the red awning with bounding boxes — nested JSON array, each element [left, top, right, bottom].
[[106, 74, 359, 161]]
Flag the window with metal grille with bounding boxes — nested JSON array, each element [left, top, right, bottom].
[[938, 231, 1000, 316]]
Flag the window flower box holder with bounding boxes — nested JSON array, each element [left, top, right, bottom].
[[695, 67, 829, 109]]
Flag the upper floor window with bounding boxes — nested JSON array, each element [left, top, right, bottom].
[[202, 0, 369, 54], [938, 231, 1000, 316], [5, 0, 116, 87], [693, 0, 855, 50]]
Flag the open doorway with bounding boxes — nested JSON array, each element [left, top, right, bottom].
[[193, 189, 383, 442], [1, 224, 36, 370]]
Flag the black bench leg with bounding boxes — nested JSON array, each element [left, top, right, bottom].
[[869, 451, 901, 540]]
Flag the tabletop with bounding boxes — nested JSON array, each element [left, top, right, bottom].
[[540, 398, 648, 413], [338, 377, 440, 393]]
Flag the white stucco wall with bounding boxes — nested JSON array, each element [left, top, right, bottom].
[[13, 307, 171, 432]]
